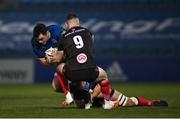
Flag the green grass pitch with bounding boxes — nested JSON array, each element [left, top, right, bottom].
[[0, 83, 180, 118]]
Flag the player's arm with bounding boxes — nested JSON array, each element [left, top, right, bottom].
[[38, 57, 50, 65], [91, 34, 95, 43], [90, 84, 102, 99], [33, 49, 54, 65], [37, 53, 64, 66], [86, 29, 95, 43], [83, 82, 102, 99], [37, 57, 59, 65], [56, 37, 66, 62], [51, 50, 64, 63]]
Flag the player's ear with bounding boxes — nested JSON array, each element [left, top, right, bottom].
[[47, 31, 50, 37], [77, 18, 80, 25], [64, 22, 68, 29]]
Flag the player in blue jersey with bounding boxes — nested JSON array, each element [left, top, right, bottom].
[[31, 23, 73, 106]]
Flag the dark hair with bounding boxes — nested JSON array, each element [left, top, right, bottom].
[[66, 13, 78, 20], [33, 23, 48, 38]]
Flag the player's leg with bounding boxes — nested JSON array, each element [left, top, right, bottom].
[[61, 68, 96, 109], [75, 82, 168, 108], [56, 63, 73, 106], [94, 67, 117, 109], [110, 89, 168, 107], [51, 72, 73, 106], [70, 82, 92, 109], [89, 86, 128, 107], [129, 97, 168, 107], [94, 67, 110, 101], [110, 90, 131, 106]]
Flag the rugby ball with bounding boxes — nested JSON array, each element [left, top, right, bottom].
[[45, 47, 57, 58]]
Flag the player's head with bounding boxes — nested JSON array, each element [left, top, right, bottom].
[[65, 13, 80, 29], [33, 23, 50, 45]]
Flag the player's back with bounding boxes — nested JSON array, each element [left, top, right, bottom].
[[60, 26, 96, 71]]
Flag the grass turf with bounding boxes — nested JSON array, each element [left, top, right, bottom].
[[0, 83, 179, 118]]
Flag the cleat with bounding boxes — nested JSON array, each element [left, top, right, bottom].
[[153, 100, 168, 107], [66, 92, 74, 104], [85, 101, 92, 109], [66, 97, 73, 104]]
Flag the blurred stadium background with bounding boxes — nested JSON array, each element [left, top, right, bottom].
[[0, 0, 180, 118], [0, 0, 180, 84]]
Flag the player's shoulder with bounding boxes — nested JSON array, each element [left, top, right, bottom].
[[64, 26, 88, 35], [47, 24, 63, 31], [48, 24, 65, 38], [75, 26, 88, 31], [79, 26, 90, 31], [78, 26, 93, 37], [78, 26, 92, 35]]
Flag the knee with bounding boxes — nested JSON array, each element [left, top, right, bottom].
[[100, 80, 110, 87], [98, 67, 108, 79]]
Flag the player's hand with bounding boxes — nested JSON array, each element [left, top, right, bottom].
[[45, 47, 59, 64], [51, 50, 62, 63], [45, 56, 54, 64]]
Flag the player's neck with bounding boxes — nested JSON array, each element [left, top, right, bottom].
[[68, 24, 79, 29]]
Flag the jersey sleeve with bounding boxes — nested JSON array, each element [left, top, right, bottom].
[[33, 47, 45, 58], [85, 28, 95, 43], [48, 25, 65, 40], [58, 39, 64, 51]]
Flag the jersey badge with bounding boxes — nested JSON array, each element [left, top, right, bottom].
[[76, 53, 87, 64]]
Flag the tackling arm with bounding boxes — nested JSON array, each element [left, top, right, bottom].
[[38, 57, 51, 65], [38, 50, 64, 65]]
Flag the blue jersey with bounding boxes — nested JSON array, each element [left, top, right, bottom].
[[31, 25, 64, 58], [84, 82, 96, 91]]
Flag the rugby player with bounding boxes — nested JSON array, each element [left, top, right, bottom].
[[70, 82, 168, 108], [31, 23, 73, 105], [54, 13, 116, 109]]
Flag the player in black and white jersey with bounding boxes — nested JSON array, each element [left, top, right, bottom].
[[54, 13, 115, 109]]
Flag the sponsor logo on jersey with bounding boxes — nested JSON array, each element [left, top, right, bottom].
[[76, 53, 87, 63]]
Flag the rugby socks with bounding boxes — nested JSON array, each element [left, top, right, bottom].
[[57, 72, 69, 95], [118, 94, 128, 106], [100, 80, 111, 100], [136, 97, 155, 106]]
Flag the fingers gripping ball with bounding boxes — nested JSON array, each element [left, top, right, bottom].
[[45, 47, 57, 59]]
